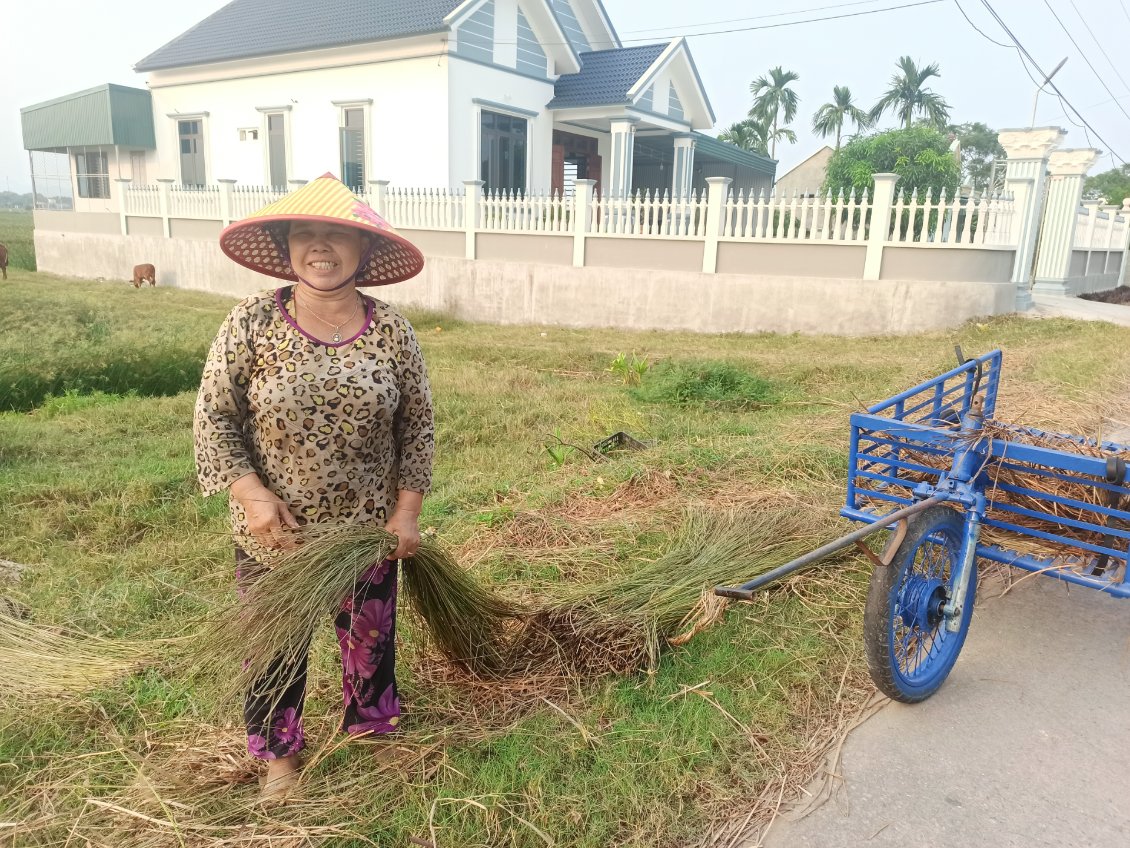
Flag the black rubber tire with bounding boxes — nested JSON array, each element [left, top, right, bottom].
[[863, 505, 975, 704]]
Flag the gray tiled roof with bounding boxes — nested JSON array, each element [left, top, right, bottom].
[[547, 44, 667, 109], [135, 0, 462, 71]]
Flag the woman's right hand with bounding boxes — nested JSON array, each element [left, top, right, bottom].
[[230, 475, 300, 549]]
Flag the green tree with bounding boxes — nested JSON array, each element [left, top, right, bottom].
[[717, 117, 794, 158], [870, 56, 951, 129], [749, 67, 800, 158], [812, 85, 872, 150], [1084, 165, 1130, 204], [948, 122, 1004, 193], [823, 126, 961, 202]]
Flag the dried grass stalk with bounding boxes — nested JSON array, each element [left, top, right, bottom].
[[0, 611, 149, 699]]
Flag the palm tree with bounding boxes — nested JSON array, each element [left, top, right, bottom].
[[749, 67, 800, 158], [869, 56, 951, 129], [717, 118, 796, 158], [812, 85, 872, 149]]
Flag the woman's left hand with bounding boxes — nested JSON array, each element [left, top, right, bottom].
[[384, 510, 421, 560]]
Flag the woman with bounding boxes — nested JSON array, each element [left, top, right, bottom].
[[194, 173, 433, 798]]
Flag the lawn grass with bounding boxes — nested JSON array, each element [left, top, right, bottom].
[[0, 210, 35, 271], [3, 273, 1130, 846]]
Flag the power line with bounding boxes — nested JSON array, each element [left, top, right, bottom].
[[1041, 0, 1130, 125], [1068, 0, 1130, 97], [952, 0, 1009, 47], [619, 0, 894, 36], [615, 0, 946, 43], [974, 0, 1125, 163]]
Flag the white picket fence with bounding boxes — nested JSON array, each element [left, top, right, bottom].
[[121, 182, 1021, 249], [1074, 204, 1124, 250], [722, 189, 871, 241], [887, 187, 1016, 246]]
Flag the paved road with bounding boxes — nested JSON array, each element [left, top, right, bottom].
[[757, 576, 1130, 848], [1029, 293, 1130, 327]]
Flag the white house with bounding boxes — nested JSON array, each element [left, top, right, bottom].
[[21, 0, 775, 209]]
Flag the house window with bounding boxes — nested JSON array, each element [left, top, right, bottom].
[[75, 151, 109, 199], [178, 119, 206, 186], [239, 128, 259, 141], [340, 107, 366, 190], [267, 113, 287, 188], [480, 109, 527, 194]]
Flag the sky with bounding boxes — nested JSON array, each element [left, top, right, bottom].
[[2, 0, 1127, 194]]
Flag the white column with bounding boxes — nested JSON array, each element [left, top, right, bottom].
[[572, 179, 595, 267], [702, 176, 731, 273], [156, 178, 173, 238], [672, 134, 696, 199], [1032, 148, 1100, 296], [997, 127, 1065, 308], [1120, 199, 1130, 287], [863, 173, 899, 280], [1103, 204, 1120, 284], [115, 178, 130, 235], [463, 179, 483, 260], [368, 179, 390, 218], [218, 178, 236, 227], [608, 118, 638, 199]]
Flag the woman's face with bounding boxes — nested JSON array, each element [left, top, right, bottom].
[[287, 221, 366, 290]]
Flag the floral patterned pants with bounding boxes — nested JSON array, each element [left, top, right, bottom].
[[236, 550, 402, 760]]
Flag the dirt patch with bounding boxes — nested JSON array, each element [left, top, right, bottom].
[[1080, 287, 1130, 305]]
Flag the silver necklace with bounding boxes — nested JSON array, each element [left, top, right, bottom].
[[296, 294, 363, 343]]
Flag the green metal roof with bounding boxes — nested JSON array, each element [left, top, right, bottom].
[[21, 84, 156, 152], [692, 132, 777, 176]]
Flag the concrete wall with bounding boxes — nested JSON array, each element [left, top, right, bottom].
[[34, 210, 120, 235], [477, 233, 572, 265], [880, 247, 1015, 283], [717, 241, 865, 278], [585, 237, 702, 272], [397, 228, 464, 258], [170, 218, 223, 240], [127, 217, 164, 237], [33, 229, 1017, 335]]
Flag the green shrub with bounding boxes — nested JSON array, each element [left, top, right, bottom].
[[632, 360, 778, 408]]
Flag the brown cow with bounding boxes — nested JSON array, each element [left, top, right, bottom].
[[0, 243, 8, 280], [131, 263, 156, 288]]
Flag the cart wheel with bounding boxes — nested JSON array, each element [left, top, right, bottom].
[[863, 505, 975, 703]]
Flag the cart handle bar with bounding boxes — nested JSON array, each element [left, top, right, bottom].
[[713, 495, 948, 601]]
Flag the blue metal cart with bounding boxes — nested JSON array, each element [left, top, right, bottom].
[[717, 350, 1130, 702]]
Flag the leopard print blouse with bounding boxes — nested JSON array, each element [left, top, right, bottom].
[[194, 287, 434, 551]]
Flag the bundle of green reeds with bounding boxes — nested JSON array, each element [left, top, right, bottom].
[[521, 506, 828, 674], [0, 610, 150, 700]]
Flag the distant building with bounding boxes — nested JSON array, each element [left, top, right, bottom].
[[775, 146, 834, 196]]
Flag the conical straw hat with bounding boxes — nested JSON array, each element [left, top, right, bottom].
[[219, 173, 423, 287]]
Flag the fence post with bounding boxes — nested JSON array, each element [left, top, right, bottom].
[[863, 173, 899, 280], [571, 179, 595, 267], [463, 180, 483, 260], [115, 178, 130, 235], [368, 179, 390, 218], [1120, 198, 1130, 288], [702, 176, 732, 273], [997, 128, 1065, 309], [218, 179, 236, 227], [1102, 204, 1120, 285], [156, 178, 174, 238], [1032, 148, 1100, 297]]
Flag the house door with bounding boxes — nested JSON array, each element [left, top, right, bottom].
[[552, 130, 602, 196], [267, 113, 287, 188], [178, 120, 205, 186], [129, 151, 147, 186]]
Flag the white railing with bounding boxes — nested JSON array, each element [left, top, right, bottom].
[[589, 189, 705, 237], [479, 190, 572, 233], [230, 185, 287, 219], [722, 189, 871, 241], [886, 188, 1016, 247], [124, 185, 161, 217], [382, 187, 465, 230], [1073, 206, 1123, 250], [168, 184, 221, 219]]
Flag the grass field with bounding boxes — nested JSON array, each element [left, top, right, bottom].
[[0, 210, 35, 271], [2, 269, 1129, 846]]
